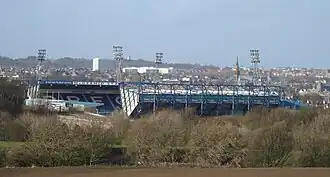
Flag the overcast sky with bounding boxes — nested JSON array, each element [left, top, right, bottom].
[[1, 0, 329, 68]]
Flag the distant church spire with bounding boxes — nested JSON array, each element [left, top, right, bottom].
[[235, 56, 241, 85]]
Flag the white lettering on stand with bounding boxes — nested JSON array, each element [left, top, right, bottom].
[[90, 96, 103, 103], [115, 96, 121, 105], [45, 94, 123, 111], [66, 96, 80, 101]]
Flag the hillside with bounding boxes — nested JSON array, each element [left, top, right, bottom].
[[0, 56, 219, 70]]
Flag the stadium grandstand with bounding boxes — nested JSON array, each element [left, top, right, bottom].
[[26, 80, 304, 117], [120, 82, 303, 117], [26, 80, 121, 115]]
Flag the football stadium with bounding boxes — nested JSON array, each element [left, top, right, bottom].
[[25, 80, 303, 117], [26, 80, 121, 115]]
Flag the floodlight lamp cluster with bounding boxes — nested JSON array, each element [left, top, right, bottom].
[[113, 45, 124, 61], [250, 49, 260, 64], [36, 49, 47, 82], [37, 49, 47, 62], [155, 52, 163, 64]]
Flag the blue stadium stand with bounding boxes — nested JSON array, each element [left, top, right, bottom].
[[120, 82, 304, 117], [30, 80, 306, 117], [280, 99, 303, 109], [34, 80, 121, 115]]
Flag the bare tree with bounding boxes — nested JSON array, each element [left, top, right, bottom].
[[83, 120, 113, 166]]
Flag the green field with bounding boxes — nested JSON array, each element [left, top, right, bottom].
[[0, 141, 23, 149]]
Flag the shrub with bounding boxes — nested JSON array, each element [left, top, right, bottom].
[[185, 119, 245, 167], [0, 78, 26, 117], [244, 120, 293, 167], [124, 110, 187, 165], [0, 148, 8, 167], [2, 106, 330, 168], [292, 114, 330, 167]]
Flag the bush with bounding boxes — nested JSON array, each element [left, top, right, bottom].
[[0, 78, 26, 117], [124, 110, 187, 165], [244, 120, 293, 167], [291, 114, 330, 167], [185, 119, 245, 167], [1, 106, 330, 168], [0, 148, 8, 167]]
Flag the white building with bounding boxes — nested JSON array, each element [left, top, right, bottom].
[[92, 57, 100, 71], [122, 67, 173, 74]]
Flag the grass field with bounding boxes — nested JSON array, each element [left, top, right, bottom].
[[0, 141, 23, 149], [1, 167, 330, 177]]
